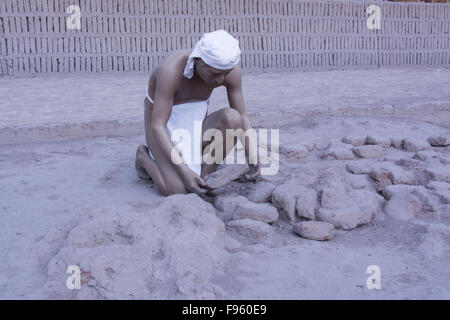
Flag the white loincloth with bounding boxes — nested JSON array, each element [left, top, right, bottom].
[[144, 99, 208, 177]]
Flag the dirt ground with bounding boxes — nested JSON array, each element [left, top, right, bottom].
[[1, 113, 449, 299]]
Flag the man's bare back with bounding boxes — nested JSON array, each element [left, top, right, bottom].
[[146, 50, 218, 108]]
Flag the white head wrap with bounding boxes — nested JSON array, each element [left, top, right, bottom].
[[183, 29, 241, 79]]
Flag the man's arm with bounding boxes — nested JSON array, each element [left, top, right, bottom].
[[150, 67, 202, 190], [224, 66, 259, 174]]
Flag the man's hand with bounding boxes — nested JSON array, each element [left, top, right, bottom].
[[182, 168, 207, 194]]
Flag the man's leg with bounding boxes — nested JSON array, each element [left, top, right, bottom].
[[135, 103, 188, 196], [135, 145, 165, 186], [201, 107, 243, 178]]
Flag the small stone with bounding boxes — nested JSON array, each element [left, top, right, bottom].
[[426, 183, 450, 204], [226, 219, 273, 239], [426, 181, 450, 192], [385, 165, 416, 185], [317, 177, 347, 209], [353, 189, 380, 219], [316, 206, 367, 230], [414, 151, 441, 161], [369, 168, 392, 191], [244, 181, 276, 203], [346, 173, 372, 190], [214, 194, 249, 214], [366, 135, 391, 148], [346, 161, 375, 174], [382, 186, 422, 221], [342, 136, 365, 146], [384, 194, 421, 221], [234, 202, 279, 223], [271, 183, 301, 223], [206, 180, 245, 197], [382, 184, 440, 214], [427, 134, 450, 147], [293, 221, 335, 241], [390, 138, 404, 149], [413, 151, 449, 165], [394, 158, 421, 170], [321, 144, 355, 160], [316, 189, 378, 230], [352, 145, 384, 158], [424, 167, 450, 183], [411, 188, 441, 212], [295, 187, 318, 220], [403, 138, 429, 152], [381, 185, 405, 199], [204, 164, 249, 189]]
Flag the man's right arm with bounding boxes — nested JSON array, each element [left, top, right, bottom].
[[149, 70, 190, 178]]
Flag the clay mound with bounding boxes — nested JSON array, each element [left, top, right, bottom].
[[34, 194, 228, 299]]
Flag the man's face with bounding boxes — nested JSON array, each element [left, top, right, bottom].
[[195, 58, 233, 86]]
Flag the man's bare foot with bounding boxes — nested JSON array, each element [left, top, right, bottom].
[[135, 145, 153, 181], [238, 163, 261, 182]]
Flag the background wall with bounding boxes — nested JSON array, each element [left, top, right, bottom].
[[0, 0, 449, 76]]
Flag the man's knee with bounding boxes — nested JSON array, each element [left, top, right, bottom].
[[221, 108, 242, 129]]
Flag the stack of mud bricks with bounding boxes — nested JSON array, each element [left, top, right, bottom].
[[1, 0, 449, 76]]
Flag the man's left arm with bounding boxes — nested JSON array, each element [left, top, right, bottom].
[[224, 66, 260, 180]]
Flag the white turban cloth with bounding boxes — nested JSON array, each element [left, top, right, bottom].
[[183, 29, 241, 79]]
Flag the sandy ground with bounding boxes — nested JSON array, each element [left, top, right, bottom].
[[1, 112, 449, 299], [1, 68, 449, 145], [1, 68, 449, 299]]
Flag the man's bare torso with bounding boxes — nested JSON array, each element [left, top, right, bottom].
[[144, 49, 225, 116]]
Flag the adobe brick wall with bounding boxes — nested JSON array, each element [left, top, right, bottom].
[[0, 0, 449, 76]]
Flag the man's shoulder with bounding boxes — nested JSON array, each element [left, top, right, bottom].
[[159, 50, 190, 71], [155, 50, 190, 81], [224, 65, 243, 89]]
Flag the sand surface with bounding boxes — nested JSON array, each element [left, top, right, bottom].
[[1, 113, 449, 299]]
